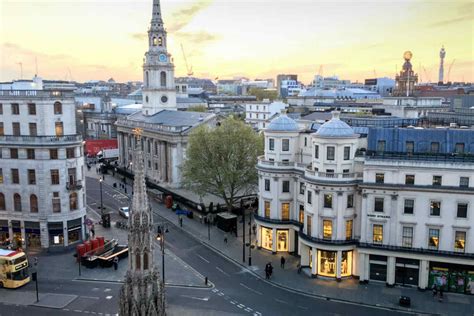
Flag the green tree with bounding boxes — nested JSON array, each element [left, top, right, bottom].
[[187, 105, 207, 112], [182, 117, 263, 211], [248, 87, 278, 101]]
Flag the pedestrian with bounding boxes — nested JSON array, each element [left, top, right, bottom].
[[252, 224, 256, 236], [438, 287, 444, 302], [432, 283, 438, 297], [268, 263, 273, 279], [224, 233, 228, 244], [265, 263, 270, 279], [90, 225, 95, 239], [113, 256, 119, 270], [280, 256, 286, 269]]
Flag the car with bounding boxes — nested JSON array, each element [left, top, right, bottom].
[[119, 207, 130, 219]]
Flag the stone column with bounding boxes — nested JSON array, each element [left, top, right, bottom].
[[386, 256, 396, 286], [360, 193, 368, 243], [336, 250, 342, 281], [39, 221, 49, 249], [358, 252, 366, 282], [8, 220, 13, 244], [311, 247, 318, 277], [271, 228, 277, 254], [418, 260, 429, 290], [63, 220, 69, 247], [20, 222, 26, 251], [300, 244, 309, 266]]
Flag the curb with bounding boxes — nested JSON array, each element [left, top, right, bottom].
[[75, 277, 213, 289], [153, 210, 437, 316]]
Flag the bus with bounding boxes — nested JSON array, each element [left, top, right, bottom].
[[0, 249, 30, 288]]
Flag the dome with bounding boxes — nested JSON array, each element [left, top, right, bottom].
[[267, 114, 299, 132], [315, 111, 355, 137]]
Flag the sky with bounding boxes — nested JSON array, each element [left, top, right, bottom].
[[0, 0, 473, 84]]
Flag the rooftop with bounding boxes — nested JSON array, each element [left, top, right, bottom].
[[315, 111, 355, 137], [266, 114, 299, 132]]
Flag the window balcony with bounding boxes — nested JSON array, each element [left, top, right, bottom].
[[66, 180, 83, 191], [299, 230, 358, 245], [0, 134, 82, 145]]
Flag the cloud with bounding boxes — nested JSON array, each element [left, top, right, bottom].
[[429, 14, 472, 27], [130, 32, 147, 41], [167, 0, 213, 33], [175, 31, 219, 45]]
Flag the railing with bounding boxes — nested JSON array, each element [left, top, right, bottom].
[[257, 156, 307, 171], [363, 150, 474, 163], [305, 167, 362, 180], [254, 214, 303, 227], [358, 242, 474, 259], [299, 231, 358, 245], [0, 90, 74, 98], [116, 119, 190, 133], [0, 134, 82, 144], [66, 180, 83, 191]]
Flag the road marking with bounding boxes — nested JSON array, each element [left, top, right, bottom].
[[212, 289, 218, 293], [217, 292, 224, 296], [239, 283, 262, 295], [196, 254, 210, 263], [63, 309, 70, 311], [245, 307, 253, 312], [81, 296, 100, 300], [104, 288, 111, 292], [230, 301, 236, 305], [253, 312, 262, 316], [297, 305, 308, 310], [74, 310, 82, 313], [106, 296, 113, 300], [237, 304, 244, 309], [274, 298, 288, 304], [180, 295, 209, 301], [216, 267, 229, 276]]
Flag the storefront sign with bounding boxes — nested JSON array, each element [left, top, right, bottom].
[[367, 214, 391, 219]]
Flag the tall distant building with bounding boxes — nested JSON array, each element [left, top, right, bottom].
[[393, 51, 418, 97], [438, 46, 446, 84], [276, 74, 297, 97]]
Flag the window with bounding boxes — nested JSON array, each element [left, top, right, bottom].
[[158, 37, 163, 46], [455, 143, 465, 154], [29, 123, 37, 136], [460, 177, 469, 188], [0, 122, 3, 136], [28, 103, 36, 115], [0, 193, 5, 210], [69, 192, 78, 210], [152, 37, 157, 46], [377, 140, 385, 152], [52, 192, 61, 213], [282, 139, 289, 151], [12, 122, 20, 136], [281, 203, 290, 220], [51, 169, 60, 185], [54, 102, 62, 114], [264, 201, 270, 218], [282, 180, 290, 193], [304, 137, 307, 147], [55, 122, 63, 136], [10, 148, 18, 159], [314, 145, 319, 158], [454, 231, 466, 252], [406, 141, 414, 154], [50, 149, 58, 159], [160, 71, 166, 87], [428, 229, 439, 249], [326, 146, 335, 160], [30, 195, 38, 213], [404, 199, 414, 214], [347, 194, 354, 208], [145, 71, 149, 87], [344, 146, 350, 160], [345, 220, 353, 240], [306, 215, 312, 235], [11, 169, 19, 184], [430, 201, 441, 216], [373, 225, 383, 244], [375, 173, 384, 184], [402, 227, 413, 248], [432, 176, 442, 186], [269, 138, 274, 151], [66, 147, 75, 159], [299, 182, 304, 195], [299, 205, 304, 223], [0, 169, 2, 183], [11, 103, 19, 115], [430, 142, 439, 153], [324, 194, 332, 208], [28, 169, 36, 185], [307, 190, 312, 204], [405, 174, 415, 185], [0, 103, 2, 114], [264, 179, 270, 191], [457, 203, 467, 218], [323, 220, 332, 239], [13, 193, 22, 212], [374, 198, 384, 212]]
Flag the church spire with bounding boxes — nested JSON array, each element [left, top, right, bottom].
[[151, 0, 163, 25]]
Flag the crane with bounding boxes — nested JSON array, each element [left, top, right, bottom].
[[447, 59, 456, 83], [180, 44, 193, 77]]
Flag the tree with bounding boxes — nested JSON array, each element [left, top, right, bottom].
[[182, 117, 263, 211], [248, 87, 278, 101], [187, 105, 207, 112]]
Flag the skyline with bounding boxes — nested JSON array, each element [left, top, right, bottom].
[[0, 0, 473, 84]]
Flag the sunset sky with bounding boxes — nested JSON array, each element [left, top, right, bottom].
[[0, 0, 472, 84]]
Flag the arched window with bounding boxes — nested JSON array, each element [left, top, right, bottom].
[[69, 192, 78, 210], [30, 194, 38, 213], [158, 37, 163, 46], [135, 253, 141, 270], [54, 101, 62, 114], [143, 253, 149, 270], [145, 71, 149, 87], [0, 193, 5, 210], [160, 71, 166, 87], [152, 37, 158, 46], [14, 193, 21, 212]]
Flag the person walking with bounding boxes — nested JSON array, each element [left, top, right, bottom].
[[113, 256, 119, 270], [268, 263, 273, 279], [432, 283, 438, 298], [224, 233, 228, 244], [438, 287, 444, 302], [280, 256, 286, 269], [90, 224, 95, 239], [265, 263, 270, 279], [179, 216, 183, 228]]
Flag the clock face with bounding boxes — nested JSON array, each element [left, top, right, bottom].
[[159, 54, 167, 62], [403, 51, 412, 60]]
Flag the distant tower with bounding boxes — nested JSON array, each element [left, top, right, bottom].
[[438, 46, 446, 84], [393, 51, 418, 97], [119, 129, 166, 316], [142, 0, 177, 116]]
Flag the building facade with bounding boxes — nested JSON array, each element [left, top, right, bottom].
[[0, 83, 86, 250], [255, 112, 474, 293], [245, 101, 287, 130]]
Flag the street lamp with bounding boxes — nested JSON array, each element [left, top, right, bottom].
[[155, 224, 169, 284], [99, 177, 104, 215]]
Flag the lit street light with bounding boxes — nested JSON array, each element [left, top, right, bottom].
[[155, 224, 169, 284]]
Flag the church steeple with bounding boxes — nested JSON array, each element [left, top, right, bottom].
[[148, 0, 167, 51]]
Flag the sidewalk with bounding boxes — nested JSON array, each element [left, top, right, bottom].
[[100, 170, 474, 316]]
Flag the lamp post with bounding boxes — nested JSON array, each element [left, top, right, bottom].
[[99, 177, 104, 216], [156, 224, 168, 284]]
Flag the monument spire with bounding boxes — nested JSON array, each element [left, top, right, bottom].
[[119, 128, 166, 316]]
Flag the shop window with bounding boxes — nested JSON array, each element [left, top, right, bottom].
[[307, 190, 312, 204], [54, 102, 62, 114], [377, 140, 385, 152], [52, 192, 61, 213], [30, 195, 38, 213], [323, 220, 332, 240], [318, 250, 336, 277], [277, 230, 288, 251], [430, 142, 439, 153], [264, 179, 270, 191], [343, 146, 350, 160], [299, 205, 304, 223], [281, 203, 290, 221], [373, 225, 383, 244], [404, 199, 414, 214], [282, 139, 289, 151], [299, 182, 304, 195], [326, 146, 335, 160], [324, 194, 332, 208], [405, 174, 415, 185], [48, 222, 64, 246], [282, 180, 290, 193], [11, 169, 19, 184], [10, 148, 18, 159], [13, 193, 22, 212], [264, 201, 270, 218], [50, 149, 58, 159], [0, 193, 4, 210], [29, 123, 37, 136], [51, 169, 60, 185], [27, 149, 35, 159], [432, 176, 442, 186], [341, 251, 352, 277], [428, 228, 439, 250], [374, 198, 384, 212], [269, 138, 274, 151], [375, 173, 384, 183], [69, 192, 78, 210], [67, 219, 81, 245], [306, 215, 312, 236], [402, 226, 413, 248], [261, 227, 273, 251], [430, 201, 441, 216], [454, 231, 466, 252], [457, 203, 467, 218], [345, 220, 353, 240], [459, 177, 469, 188], [28, 103, 36, 115], [28, 169, 36, 185], [314, 145, 319, 158], [347, 194, 354, 208]]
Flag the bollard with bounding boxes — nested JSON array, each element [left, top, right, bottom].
[[205, 277, 208, 285]]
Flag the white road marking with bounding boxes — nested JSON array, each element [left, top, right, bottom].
[[217, 292, 224, 296], [212, 289, 218, 293], [297, 305, 308, 310], [254, 312, 262, 316], [81, 296, 100, 300], [196, 254, 210, 263], [74, 310, 82, 313], [180, 295, 209, 301], [245, 307, 253, 312], [237, 304, 244, 309], [230, 301, 236, 305], [216, 267, 230, 276], [274, 298, 288, 304], [239, 283, 262, 295], [106, 296, 113, 300], [104, 288, 111, 292]]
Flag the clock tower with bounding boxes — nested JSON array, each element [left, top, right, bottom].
[[142, 0, 177, 116]]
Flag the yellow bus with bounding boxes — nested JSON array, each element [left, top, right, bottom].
[[0, 249, 30, 288]]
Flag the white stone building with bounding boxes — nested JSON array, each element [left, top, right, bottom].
[[255, 112, 473, 292], [0, 80, 86, 250], [245, 101, 287, 130]]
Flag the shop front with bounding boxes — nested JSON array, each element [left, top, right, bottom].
[[429, 262, 474, 294], [25, 221, 41, 249], [48, 222, 64, 247], [0, 220, 9, 245], [261, 226, 273, 251], [369, 255, 387, 282], [395, 258, 419, 286], [11, 220, 23, 249], [67, 218, 83, 245], [260, 226, 290, 252]]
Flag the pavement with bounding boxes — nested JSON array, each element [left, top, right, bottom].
[[96, 168, 474, 316]]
